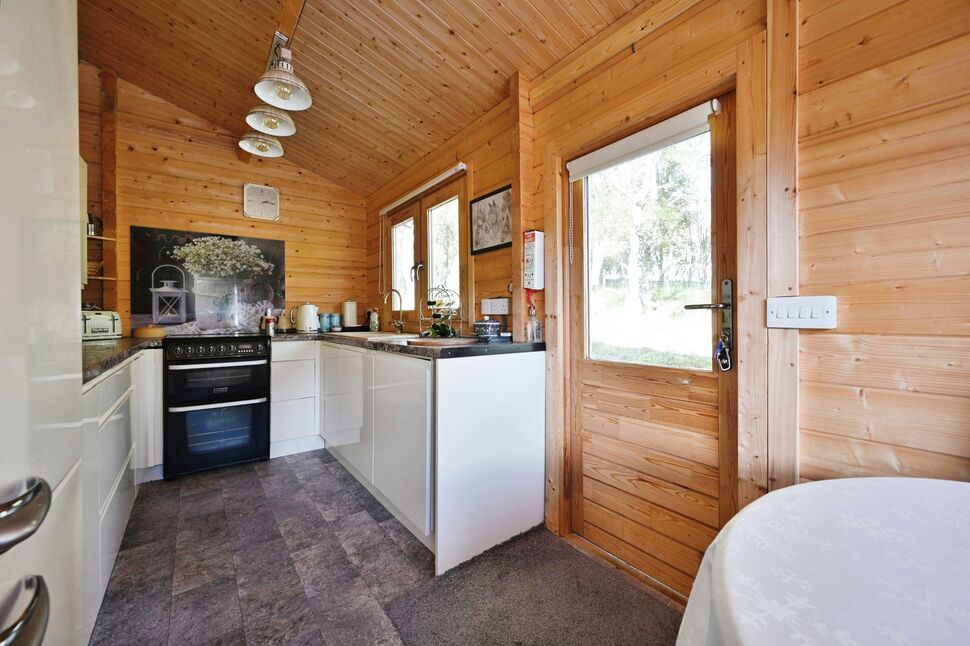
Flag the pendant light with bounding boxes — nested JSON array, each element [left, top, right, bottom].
[[246, 104, 296, 136], [254, 47, 311, 111], [238, 130, 284, 158]]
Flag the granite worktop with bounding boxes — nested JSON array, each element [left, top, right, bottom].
[[274, 331, 545, 360], [82, 332, 545, 385], [82, 337, 163, 385]]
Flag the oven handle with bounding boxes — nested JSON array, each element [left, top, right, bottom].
[[167, 397, 268, 413], [168, 360, 268, 371]]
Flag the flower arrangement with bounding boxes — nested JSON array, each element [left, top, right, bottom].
[[171, 236, 274, 278]]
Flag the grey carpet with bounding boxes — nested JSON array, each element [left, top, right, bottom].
[[385, 527, 683, 646]]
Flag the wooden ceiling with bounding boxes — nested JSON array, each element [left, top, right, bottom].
[[79, 0, 647, 196]]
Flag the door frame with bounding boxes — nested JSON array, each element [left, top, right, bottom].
[[543, 30, 796, 552]]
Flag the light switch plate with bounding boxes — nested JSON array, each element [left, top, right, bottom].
[[482, 297, 510, 315], [766, 296, 837, 329]]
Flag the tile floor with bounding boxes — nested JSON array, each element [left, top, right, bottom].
[[90, 449, 433, 645]]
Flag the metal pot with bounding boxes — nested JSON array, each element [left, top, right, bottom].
[[473, 316, 501, 343]]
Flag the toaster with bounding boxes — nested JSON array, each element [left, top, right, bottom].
[[81, 311, 122, 340]]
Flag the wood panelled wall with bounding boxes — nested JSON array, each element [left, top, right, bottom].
[[797, 0, 970, 482], [79, 62, 368, 335], [79, 63, 106, 308], [365, 98, 516, 329]]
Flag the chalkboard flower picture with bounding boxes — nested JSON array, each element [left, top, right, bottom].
[[170, 236, 274, 278]]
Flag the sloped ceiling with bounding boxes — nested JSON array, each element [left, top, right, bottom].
[[79, 0, 647, 196]]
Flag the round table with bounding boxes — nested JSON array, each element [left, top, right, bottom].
[[677, 478, 970, 646]]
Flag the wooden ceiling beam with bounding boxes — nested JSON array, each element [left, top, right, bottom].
[[278, 0, 307, 40]]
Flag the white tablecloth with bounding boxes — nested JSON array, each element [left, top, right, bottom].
[[677, 478, 970, 646]]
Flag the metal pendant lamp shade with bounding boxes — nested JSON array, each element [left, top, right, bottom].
[[254, 48, 311, 111], [246, 104, 296, 136], [238, 130, 284, 157]]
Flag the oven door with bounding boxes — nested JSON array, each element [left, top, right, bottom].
[[166, 359, 269, 406], [164, 397, 269, 478]]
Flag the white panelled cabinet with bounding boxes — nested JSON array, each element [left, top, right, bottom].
[[81, 357, 140, 639], [372, 353, 433, 536], [320, 343, 370, 478], [270, 340, 323, 457]]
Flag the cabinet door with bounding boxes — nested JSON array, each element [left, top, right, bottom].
[[271, 397, 317, 442], [271, 359, 316, 401], [373, 354, 433, 535], [131, 349, 163, 469]]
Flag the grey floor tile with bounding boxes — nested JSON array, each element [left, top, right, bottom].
[[315, 489, 364, 523], [178, 488, 225, 520], [227, 506, 281, 550], [278, 510, 342, 554], [379, 518, 435, 575], [233, 537, 301, 592], [349, 538, 430, 605], [291, 543, 360, 599], [237, 579, 320, 646], [167, 578, 243, 646], [308, 584, 403, 646], [172, 533, 234, 596], [180, 470, 224, 498], [334, 510, 387, 557], [91, 584, 172, 646]]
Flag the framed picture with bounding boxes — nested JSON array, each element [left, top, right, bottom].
[[470, 184, 513, 255]]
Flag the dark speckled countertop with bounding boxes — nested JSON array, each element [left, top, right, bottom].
[[82, 332, 544, 385], [82, 337, 163, 385], [274, 332, 545, 360]]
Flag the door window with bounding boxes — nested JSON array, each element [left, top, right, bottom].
[[584, 130, 713, 370]]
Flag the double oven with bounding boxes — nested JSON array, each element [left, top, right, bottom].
[[163, 335, 271, 479]]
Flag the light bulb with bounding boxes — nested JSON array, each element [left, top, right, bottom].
[[275, 82, 293, 101], [255, 141, 269, 153], [263, 116, 280, 130]]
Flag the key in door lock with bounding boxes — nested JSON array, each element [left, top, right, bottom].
[[684, 279, 733, 372]]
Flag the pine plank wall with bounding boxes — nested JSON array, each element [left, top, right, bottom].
[[797, 0, 970, 482], [79, 61, 368, 335]]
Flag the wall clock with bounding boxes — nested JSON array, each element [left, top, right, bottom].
[[243, 183, 280, 221]]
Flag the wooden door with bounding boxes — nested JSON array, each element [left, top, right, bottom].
[[567, 93, 737, 599]]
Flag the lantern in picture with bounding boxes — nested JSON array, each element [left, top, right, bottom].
[[150, 264, 188, 324]]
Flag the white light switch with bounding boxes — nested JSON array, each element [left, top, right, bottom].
[[482, 297, 510, 315], [767, 296, 837, 329]]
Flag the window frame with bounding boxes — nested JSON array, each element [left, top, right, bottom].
[[382, 176, 469, 333]]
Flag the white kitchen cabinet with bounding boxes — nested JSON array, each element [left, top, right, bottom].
[[320, 343, 370, 454], [372, 353, 433, 535], [270, 340, 322, 458], [80, 359, 139, 637], [130, 349, 163, 479]]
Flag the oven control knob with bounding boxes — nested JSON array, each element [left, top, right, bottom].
[[208, 345, 216, 354], [174, 347, 183, 355], [256, 343, 264, 353], [219, 344, 227, 354], [229, 344, 237, 353], [186, 346, 194, 354]]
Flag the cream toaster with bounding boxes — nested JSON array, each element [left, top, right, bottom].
[[81, 311, 122, 340]]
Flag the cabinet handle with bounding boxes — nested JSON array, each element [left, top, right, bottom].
[[168, 397, 267, 413], [0, 575, 49, 646], [0, 478, 51, 556], [168, 360, 267, 371]]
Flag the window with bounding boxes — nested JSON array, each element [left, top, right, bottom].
[[427, 197, 460, 296], [384, 178, 466, 331], [581, 125, 713, 370], [390, 216, 415, 312]]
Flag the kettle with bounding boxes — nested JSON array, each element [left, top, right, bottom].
[[290, 302, 320, 333]]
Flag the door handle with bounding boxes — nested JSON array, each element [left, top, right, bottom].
[[684, 303, 728, 310], [685, 279, 734, 371], [0, 575, 49, 646], [0, 478, 51, 556], [168, 397, 267, 413]]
